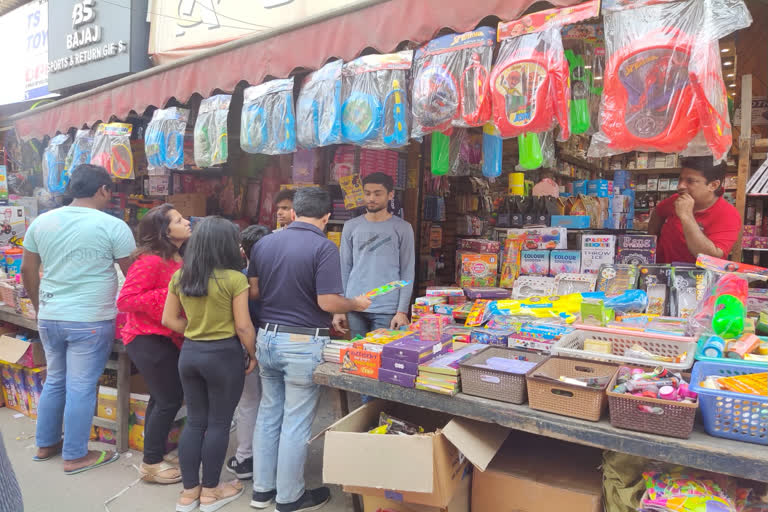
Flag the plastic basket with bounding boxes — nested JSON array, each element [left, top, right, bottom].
[[694, 336, 765, 369], [606, 370, 698, 439], [460, 347, 548, 404], [552, 325, 697, 370], [0, 282, 17, 309], [526, 356, 619, 422], [691, 361, 768, 445]]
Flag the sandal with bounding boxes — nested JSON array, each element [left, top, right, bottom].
[[139, 461, 182, 484], [164, 451, 180, 466], [176, 486, 201, 512], [64, 450, 119, 475], [200, 481, 244, 512], [33, 440, 63, 462]]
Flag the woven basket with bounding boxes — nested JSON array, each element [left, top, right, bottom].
[[526, 356, 619, 422], [607, 371, 697, 439], [0, 282, 17, 309], [460, 347, 548, 404]]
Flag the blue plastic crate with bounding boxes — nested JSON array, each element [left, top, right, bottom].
[[694, 336, 766, 369], [690, 361, 768, 445]]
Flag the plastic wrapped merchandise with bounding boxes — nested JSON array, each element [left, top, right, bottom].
[[411, 27, 495, 138], [241, 79, 296, 155], [64, 129, 93, 176], [588, 0, 751, 162], [297, 61, 342, 148], [340, 51, 412, 148], [562, 24, 604, 136], [145, 107, 189, 171], [90, 123, 134, 180], [44, 134, 71, 194], [195, 94, 231, 167]]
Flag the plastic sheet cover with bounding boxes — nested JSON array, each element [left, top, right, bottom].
[[241, 79, 297, 156], [195, 95, 231, 167], [44, 134, 71, 194], [297, 61, 343, 149], [91, 123, 134, 180], [145, 107, 189, 171]]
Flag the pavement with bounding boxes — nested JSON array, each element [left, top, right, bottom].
[[1, 387, 359, 512]]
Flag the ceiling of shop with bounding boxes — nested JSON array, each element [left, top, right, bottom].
[[0, 0, 28, 17]]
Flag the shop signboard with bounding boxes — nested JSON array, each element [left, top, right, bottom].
[[734, 96, 768, 126], [148, 0, 383, 65], [0, 1, 54, 106], [47, 0, 151, 92]]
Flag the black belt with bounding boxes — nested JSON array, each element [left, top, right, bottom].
[[259, 322, 330, 337]]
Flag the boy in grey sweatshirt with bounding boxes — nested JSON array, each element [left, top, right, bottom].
[[333, 173, 415, 337]]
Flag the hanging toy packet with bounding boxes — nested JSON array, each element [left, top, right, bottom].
[[297, 61, 343, 149], [491, 2, 600, 141], [91, 122, 134, 180], [195, 95, 231, 167], [588, 0, 751, 161], [562, 23, 604, 136], [145, 107, 189, 172], [64, 129, 93, 177], [411, 27, 495, 138], [242, 79, 296, 155], [341, 51, 412, 148], [44, 134, 71, 194]]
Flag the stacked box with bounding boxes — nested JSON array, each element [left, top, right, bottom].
[[549, 250, 581, 275], [616, 235, 657, 265], [457, 239, 500, 253], [581, 235, 616, 274], [0, 363, 46, 418], [341, 348, 381, 379], [456, 252, 498, 287], [379, 335, 453, 388]]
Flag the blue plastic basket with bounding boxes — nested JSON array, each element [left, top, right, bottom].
[[694, 336, 766, 369], [690, 361, 768, 445]]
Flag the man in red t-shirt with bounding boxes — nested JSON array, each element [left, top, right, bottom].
[[649, 156, 741, 264]]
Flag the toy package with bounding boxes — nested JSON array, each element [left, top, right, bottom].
[[589, 0, 752, 161], [512, 276, 556, 299], [411, 27, 495, 138], [640, 469, 753, 512], [507, 227, 567, 250], [616, 234, 657, 265], [145, 107, 189, 172], [554, 273, 596, 295], [241, 80, 296, 155], [562, 24, 604, 136], [549, 250, 581, 275], [456, 251, 498, 287], [458, 238, 500, 254], [91, 123, 133, 179], [297, 61, 343, 148], [44, 134, 71, 194], [596, 264, 639, 297], [499, 237, 523, 288], [581, 234, 616, 274], [671, 267, 708, 319], [64, 129, 93, 179], [341, 51, 412, 148], [521, 250, 550, 276], [195, 95, 231, 167], [638, 264, 674, 315]]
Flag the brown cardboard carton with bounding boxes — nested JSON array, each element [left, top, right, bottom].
[[167, 194, 207, 218], [472, 434, 603, 512], [361, 471, 470, 512], [326, 401, 507, 508], [0, 335, 45, 367]]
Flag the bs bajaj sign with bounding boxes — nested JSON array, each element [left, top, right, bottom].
[[47, 0, 150, 92]]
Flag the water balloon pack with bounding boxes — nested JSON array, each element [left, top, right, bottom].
[[145, 107, 189, 171], [297, 61, 342, 149], [195, 94, 231, 167]]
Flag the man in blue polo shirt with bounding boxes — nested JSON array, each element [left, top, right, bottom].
[[247, 187, 370, 512]]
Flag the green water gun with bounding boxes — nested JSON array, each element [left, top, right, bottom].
[[565, 49, 591, 135]]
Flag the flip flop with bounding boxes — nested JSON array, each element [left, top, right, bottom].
[[64, 450, 119, 475], [33, 442, 63, 462]]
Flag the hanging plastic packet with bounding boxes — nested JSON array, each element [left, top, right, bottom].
[[412, 27, 495, 138], [64, 129, 93, 176], [91, 123, 134, 180], [450, 128, 482, 176], [145, 107, 189, 171], [297, 61, 342, 149], [340, 51, 412, 148], [588, 0, 751, 162], [241, 79, 296, 155], [44, 134, 71, 194], [195, 95, 231, 167], [482, 123, 503, 177], [492, 3, 597, 168], [562, 24, 604, 136]]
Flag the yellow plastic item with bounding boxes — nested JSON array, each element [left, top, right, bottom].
[[494, 293, 583, 322], [717, 372, 767, 396], [584, 338, 612, 354]]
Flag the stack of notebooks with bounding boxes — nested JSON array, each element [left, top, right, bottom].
[[416, 344, 485, 396], [323, 340, 355, 363]]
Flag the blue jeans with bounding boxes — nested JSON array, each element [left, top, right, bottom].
[[347, 312, 393, 338], [252, 328, 326, 503], [36, 319, 115, 460]]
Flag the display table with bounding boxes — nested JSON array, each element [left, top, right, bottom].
[[314, 362, 768, 483], [0, 306, 131, 453]]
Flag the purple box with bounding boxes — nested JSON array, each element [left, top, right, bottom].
[[378, 368, 416, 388], [463, 287, 512, 300], [381, 335, 452, 364], [616, 235, 657, 265], [381, 357, 420, 375]]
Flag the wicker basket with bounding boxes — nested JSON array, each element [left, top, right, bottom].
[[606, 371, 698, 439], [526, 356, 619, 421], [552, 325, 697, 370], [460, 347, 548, 404], [0, 281, 17, 309]]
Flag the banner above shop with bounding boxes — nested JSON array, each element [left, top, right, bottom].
[[47, 0, 151, 92], [148, 0, 379, 65], [0, 1, 54, 106]]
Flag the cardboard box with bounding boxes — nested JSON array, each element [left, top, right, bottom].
[[167, 194, 207, 218], [341, 348, 381, 379], [616, 235, 657, 265], [472, 435, 603, 512], [456, 252, 498, 288], [327, 402, 507, 508], [550, 215, 590, 229], [361, 471, 471, 512], [0, 335, 45, 368], [580, 235, 616, 274]]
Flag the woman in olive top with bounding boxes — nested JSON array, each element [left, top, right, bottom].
[[162, 217, 257, 512]]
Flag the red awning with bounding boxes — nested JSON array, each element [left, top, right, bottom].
[[12, 0, 581, 139]]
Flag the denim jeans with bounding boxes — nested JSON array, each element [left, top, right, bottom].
[[36, 319, 115, 460], [252, 328, 326, 504], [347, 312, 393, 338]]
